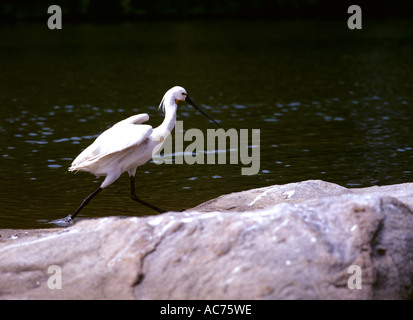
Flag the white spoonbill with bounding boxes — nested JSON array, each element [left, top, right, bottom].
[[65, 86, 220, 222]]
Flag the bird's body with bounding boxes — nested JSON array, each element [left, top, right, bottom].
[[64, 86, 220, 222], [69, 113, 167, 188]]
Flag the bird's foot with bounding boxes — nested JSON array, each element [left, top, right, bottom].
[[64, 215, 75, 224], [49, 215, 75, 227]]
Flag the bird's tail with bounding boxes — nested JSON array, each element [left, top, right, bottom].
[[68, 166, 76, 172]]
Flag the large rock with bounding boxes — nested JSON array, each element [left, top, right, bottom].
[[1, 180, 413, 299]]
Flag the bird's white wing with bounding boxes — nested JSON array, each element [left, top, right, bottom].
[[113, 113, 149, 127], [70, 122, 153, 171]]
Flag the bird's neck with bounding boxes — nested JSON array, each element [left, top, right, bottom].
[[157, 102, 177, 137]]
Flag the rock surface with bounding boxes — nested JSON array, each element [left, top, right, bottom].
[[1, 180, 413, 299]]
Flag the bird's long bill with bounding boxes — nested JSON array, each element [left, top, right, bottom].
[[186, 96, 221, 128]]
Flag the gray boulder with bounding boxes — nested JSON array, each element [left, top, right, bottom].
[[0, 180, 412, 299]]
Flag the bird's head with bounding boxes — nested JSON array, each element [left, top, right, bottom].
[[159, 86, 221, 128], [171, 86, 188, 103], [159, 86, 186, 112]]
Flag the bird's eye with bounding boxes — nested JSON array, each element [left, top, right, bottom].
[[182, 92, 187, 96]]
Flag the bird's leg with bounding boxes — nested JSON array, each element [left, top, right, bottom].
[[130, 176, 166, 213], [66, 187, 103, 221]]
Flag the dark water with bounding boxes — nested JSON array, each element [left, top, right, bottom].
[[1, 20, 413, 229]]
